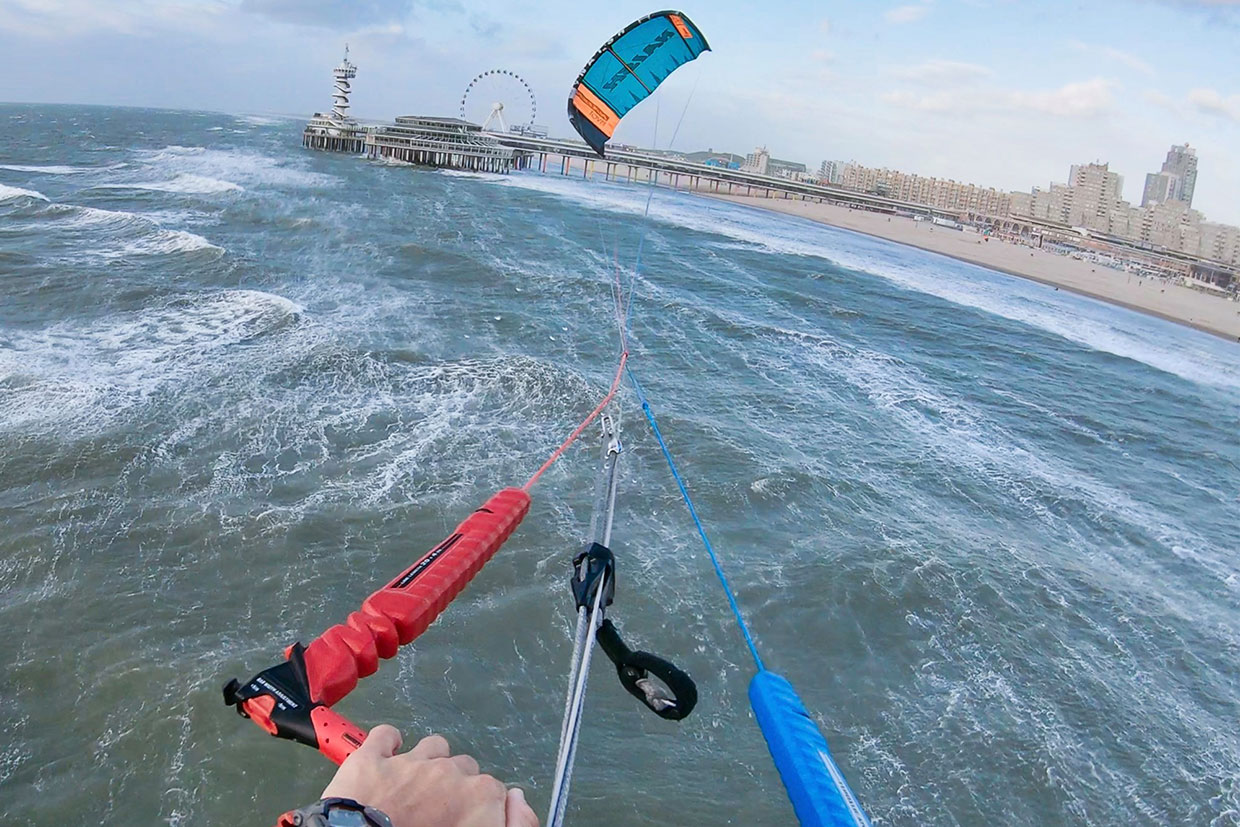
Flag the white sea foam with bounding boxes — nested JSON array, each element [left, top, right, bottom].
[[236, 114, 296, 126], [120, 229, 223, 256], [99, 174, 244, 194], [53, 203, 151, 230], [439, 169, 496, 179], [0, 290, 302, 435], [0, 164, 92, 175], [0, 183, 49, 202], [27, 202, 223, 258], [130, 145, 335, 190]]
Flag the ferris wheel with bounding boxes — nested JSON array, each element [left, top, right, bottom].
[[460, 69, 537, 133]]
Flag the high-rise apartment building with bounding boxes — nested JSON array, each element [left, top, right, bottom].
[[1067, 162, 1125, 230], [1141, 143, 1197, 208], [741, 147, 770, 175], [818, 160, 841, 185]]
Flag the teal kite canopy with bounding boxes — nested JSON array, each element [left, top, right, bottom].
[[568, 10, 710, 155]]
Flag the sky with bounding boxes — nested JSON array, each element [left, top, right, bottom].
[[2, 0, 1238, 224]]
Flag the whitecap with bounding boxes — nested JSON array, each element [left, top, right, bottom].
[[0, 164, 92, 175], [99, 174, 244, 194], [439, 169, 498, 179], [14, 201, 223, 259], [131, 146, 334, 189], [120, 229, 223, 256], [0, 183, 49, 202]]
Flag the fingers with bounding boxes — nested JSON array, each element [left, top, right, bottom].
[[450, 753, 480, 775], [407, 733, 451, 760], [506, 787, 540, 827], [357, 724, 402, 758]]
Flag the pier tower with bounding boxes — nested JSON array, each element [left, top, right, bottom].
[[303, 45, 368, 152], [331, 45, 358, 121]]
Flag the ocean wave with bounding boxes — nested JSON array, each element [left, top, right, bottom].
[[51, 203, 152, 230], [0, 183, 49, 202], [99, 174, 244, 194], [439, 169, 500, 179], [0, 164, 93, 175], [131, 145, 335, 190], [120, 229, 223, 256], [17, 201, 223, 258], [0, 290, 303, 435], [236, 114, 296, 126]]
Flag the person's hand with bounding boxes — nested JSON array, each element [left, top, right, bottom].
[[320, 725, 539, 827]]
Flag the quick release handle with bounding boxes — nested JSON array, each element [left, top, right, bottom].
[[310, 706, 368, 765], [224, 487, 531, 761]]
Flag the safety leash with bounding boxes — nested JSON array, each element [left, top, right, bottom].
[[546, 414, 697, 827]]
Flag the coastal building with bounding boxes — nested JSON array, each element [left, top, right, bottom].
[[1064, 162, 1125, 231], [768, 157, 809, 179], [741, 147, 770, 175], [1141, 143, 1197, 208], [366, 116, 517, 173], [839, 163, 1012, 217], [1198, 221, 1240, 265], [1009, 154, 1238, 267], [817, 160, 841, 185]]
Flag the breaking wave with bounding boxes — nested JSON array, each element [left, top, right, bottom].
[[98, 174, 245, 194], [0, 184, 49, 202]]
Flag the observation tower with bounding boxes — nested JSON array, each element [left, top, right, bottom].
[[331, 45, 358, 121], [303, 45, 368, 153]]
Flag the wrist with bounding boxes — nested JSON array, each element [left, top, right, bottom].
[[278, 797, 394, 827]]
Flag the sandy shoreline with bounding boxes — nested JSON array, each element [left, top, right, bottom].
[[696, 192, 1240, 342]]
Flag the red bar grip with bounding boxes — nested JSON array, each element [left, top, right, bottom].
[[301, 488, 531, 707], [312, 705, 368, 765]]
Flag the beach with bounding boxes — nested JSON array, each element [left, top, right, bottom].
[[698, 192, 1240, 341]]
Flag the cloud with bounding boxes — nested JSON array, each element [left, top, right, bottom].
[[239, 0, 415, 29], [885, 4, 931, 24], [1147, 0, 1240, 23], [883, 77, 1116, 117], [0, 0, 228, 38], [1014, 78, 1117, 115], [1144, 89, 1177, 110], [1068, 40, 1155, 76], [890, 59, 994, 84], [1188, 87, 1240, 120]]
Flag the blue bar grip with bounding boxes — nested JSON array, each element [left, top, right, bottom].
[[748, 671, 872, 827]]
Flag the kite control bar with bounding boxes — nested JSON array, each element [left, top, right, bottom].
[[224, 487, 531, 765]]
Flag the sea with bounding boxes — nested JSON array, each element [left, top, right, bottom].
[[1, 104, 1238, 826]]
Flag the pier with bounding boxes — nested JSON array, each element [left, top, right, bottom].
[[302, 49, 517, 173], [366, 116, 515, 173]]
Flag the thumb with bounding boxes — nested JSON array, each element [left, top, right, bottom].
[[356, 724, 402, 758], [505, 787, 540, 827]]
